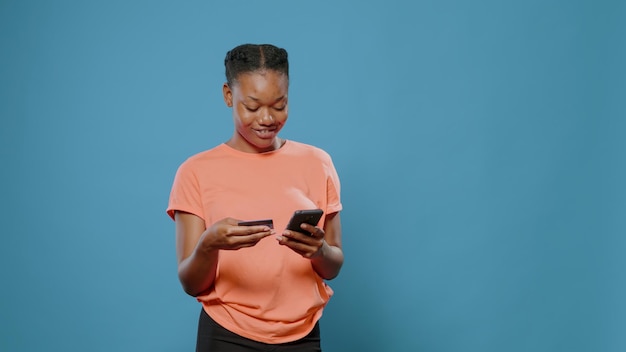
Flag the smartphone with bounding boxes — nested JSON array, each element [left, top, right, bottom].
[[285, 209, 324, 235], [238, 219, 274, 229]]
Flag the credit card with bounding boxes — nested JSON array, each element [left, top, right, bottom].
[[238, 219, 274, 229]]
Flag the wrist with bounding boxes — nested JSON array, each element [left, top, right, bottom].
[[311, 240, 328, 260], [197, 231, 219, 255]]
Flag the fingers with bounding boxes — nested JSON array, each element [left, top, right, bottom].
[[213, 218, 323, 255], [236, 224, 274, 235], [222, 230, 272, 250], [232, 226, 274, 241], [277, 235, 324, 258], [277, 225, 325, 258], [291, 223, 324, 238], [211, 218, 274, 250], [306, 225, 325, 239], [227, 217, 274, 236], [280, 223, 324, 241]]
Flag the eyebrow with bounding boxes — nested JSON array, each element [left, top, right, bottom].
[[246, 95, 286, 103]]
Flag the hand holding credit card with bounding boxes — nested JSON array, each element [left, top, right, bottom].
[[238, 219, 274, 229]]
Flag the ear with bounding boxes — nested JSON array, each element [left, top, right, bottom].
[[223, 83, 233, 107]]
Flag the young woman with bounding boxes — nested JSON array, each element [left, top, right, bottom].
[[167, 43, 344, 351]]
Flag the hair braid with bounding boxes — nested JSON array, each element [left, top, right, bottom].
[[224, 44, 289, 86]]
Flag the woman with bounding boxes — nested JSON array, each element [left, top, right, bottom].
[[167, 43, 344, 351]]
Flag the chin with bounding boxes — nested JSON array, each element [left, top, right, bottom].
[[256, 141, 277, 152], [245, 138, 276, 152]]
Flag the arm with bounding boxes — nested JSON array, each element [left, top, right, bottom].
[[277, 211, 344, 280], [175, 211, 274, 296], [311, 211, 344, 279], [175, 211, 218, 297]]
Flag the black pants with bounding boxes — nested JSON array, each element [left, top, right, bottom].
[[196, 309, 322, 352]]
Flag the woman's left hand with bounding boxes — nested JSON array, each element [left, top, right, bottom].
[[276, 223, 326, 259], [277, 212, 343, 280]]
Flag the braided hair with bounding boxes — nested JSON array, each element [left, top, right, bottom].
[[224, 44, 289, 86]]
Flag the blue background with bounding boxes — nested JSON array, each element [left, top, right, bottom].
[[1, 1, 624, 351]]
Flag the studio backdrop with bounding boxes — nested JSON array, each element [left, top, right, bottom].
[[1, 1, 624, 351]]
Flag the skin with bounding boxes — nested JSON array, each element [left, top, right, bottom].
[[175, 69, 344, 297]]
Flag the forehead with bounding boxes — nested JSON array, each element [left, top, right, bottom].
[[232, 70, 289, 99]]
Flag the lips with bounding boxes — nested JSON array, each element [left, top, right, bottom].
[[253, 128, 277, 139]]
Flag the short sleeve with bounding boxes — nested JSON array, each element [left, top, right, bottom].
[[324, 155, 342, 215], [166, 160, 204, 221]]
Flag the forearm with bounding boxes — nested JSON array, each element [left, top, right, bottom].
[[311, 241, 344, 280], [178, 245, 218, 297]]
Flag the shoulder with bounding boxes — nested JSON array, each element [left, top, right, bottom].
[[284, 140, 339, 177], [176, 144, 228, 173], [285, 140, 333, 162]]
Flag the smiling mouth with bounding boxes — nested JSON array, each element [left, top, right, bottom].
[[253, 128, 277, 139]]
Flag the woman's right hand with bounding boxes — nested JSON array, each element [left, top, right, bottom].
[[199, 217, 274, 251], [175, 212, 273, 296]]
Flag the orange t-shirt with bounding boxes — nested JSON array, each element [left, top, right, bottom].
[[167, 141, 342, 344]]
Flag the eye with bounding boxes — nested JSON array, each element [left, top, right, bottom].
[[273, 105, 287, 111], [244, 104, 259, 112]]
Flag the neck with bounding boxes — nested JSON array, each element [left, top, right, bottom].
[[226, 137, 284, 154]]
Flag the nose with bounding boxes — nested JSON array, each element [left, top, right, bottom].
[[260, 112, 275, 125]]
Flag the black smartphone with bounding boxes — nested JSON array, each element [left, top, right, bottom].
[[285, 209, 324, 235], [238, 219, 274, 229]]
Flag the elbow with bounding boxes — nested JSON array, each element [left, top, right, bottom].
[[178, 269, 207, 297], [180, 281, 201, 297], [177, 257, 216, 297], [322, 273, 339, 280], [179, 278, 211, 297], [314, 259, 343, 280], [321, 267, 342, 280]]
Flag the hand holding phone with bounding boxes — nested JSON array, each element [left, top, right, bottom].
[[285, 209, 323, 235]]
